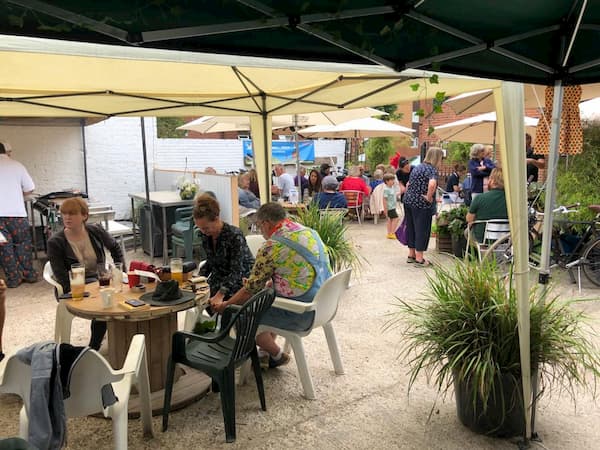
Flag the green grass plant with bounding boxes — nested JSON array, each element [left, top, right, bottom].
[[386, 258, 600, 420], [296, 204, 364, 273]]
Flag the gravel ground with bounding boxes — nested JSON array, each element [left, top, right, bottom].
[[1, 220, 599, 449]]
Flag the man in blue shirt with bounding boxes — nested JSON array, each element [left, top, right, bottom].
[[314, 176, 348, 209]]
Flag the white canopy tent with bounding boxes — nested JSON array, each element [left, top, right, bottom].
[[0, 35, 535, 436]]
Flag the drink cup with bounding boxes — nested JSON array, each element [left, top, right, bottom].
[[170, 257, 183, 286], [97, 262, 112, 287], [100, 287, 115, 309], [69, 263, 85, 300], [112, 262, 123, 293]]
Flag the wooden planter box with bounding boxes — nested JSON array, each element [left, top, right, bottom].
[[436, 234, 453, 253]]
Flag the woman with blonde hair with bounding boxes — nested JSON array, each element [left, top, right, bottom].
[[402, 147, 444, 267]]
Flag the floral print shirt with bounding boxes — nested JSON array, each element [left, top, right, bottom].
[[199, 222, 254, 296], [245, 219, 330, 298]]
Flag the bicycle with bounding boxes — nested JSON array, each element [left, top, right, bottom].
[[482, 204, 600, 287]]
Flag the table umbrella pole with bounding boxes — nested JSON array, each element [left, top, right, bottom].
[[294, 114, 302, 202], [140, 117, 154, 263]]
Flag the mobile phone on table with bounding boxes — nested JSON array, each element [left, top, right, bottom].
[[124, 299, 146, 307]]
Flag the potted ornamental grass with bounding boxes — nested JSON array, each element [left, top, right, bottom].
[[386, 258, 600, 437], [296, 204, 363, 273]]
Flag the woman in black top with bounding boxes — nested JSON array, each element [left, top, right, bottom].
[[193, 194, 255, 303], [307, 169, 322, 197]]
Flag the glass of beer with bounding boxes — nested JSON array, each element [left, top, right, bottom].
[[97, 262, 113, 287], [170, 257, 183, 285], [69, 263, 86, 300]]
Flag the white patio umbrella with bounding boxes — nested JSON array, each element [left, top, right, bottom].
[[177, 107, 386, 134], [445, 85, 600, 115], [579, 97, 600, 120], [434, 112, 538, 144], [299, 117, 414, 138]]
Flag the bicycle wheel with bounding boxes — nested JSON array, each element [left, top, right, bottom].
[[482, 234, 513, 277], [582, 238, 600, 287]]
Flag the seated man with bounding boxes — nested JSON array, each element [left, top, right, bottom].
[[271, 164, 294, 200], [314, 176, 348, 209], [238, 173, 260, 209], [466, 168, 508, 242], [210, 202, 332, 368]]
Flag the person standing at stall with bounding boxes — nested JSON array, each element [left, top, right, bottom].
[[0, 141, 38, 288]]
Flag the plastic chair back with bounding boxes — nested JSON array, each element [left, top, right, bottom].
[[174, 206, 194, 229], [483, 220, 510, 242], [311, 269, 352, 329], [0, 355, 32, 407], [229, 289, 275, 364], [64, 350, 122, 417], [245, 234, 265, 258], [43, 261, 63, 296]]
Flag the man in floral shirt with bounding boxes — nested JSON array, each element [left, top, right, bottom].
[[211, 202, 331, 368]]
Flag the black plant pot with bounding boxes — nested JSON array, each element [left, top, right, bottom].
[[451, 234, 467, 258], [437, 234, 453, 253], [453, 370, 525, 438]]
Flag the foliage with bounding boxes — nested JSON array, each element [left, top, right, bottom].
[[385, 258, 600, 419], [376, 105, 403, 121], [295, 204, 364, 273], [446, 141, 471, 165], [555, 122, 600, 222], [157, 117, 187, 138], [364, 137, 394, 172], [410, 75, 446, 135], [436, 206, 469, 237]]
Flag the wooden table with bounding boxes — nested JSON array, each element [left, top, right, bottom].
[[66, 282, 211, 415], [281, 202, 307, 217]]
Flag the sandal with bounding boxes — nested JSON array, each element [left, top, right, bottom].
[[414, 259, 433, 268], [406, 256, 416, 264]]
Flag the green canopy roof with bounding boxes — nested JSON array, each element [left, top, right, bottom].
[[1, 0, 599, 85]]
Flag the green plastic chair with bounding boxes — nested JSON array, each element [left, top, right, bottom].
[[162, 288, 276, 443], [170, 206, 203, 260]]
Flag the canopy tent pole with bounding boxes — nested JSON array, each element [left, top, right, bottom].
[[250, 96, 273, 205], [493, 83, 531, 443], [140, 117, 154, 263], [530, 80, 564, 437], [80, 118, 89, 194]]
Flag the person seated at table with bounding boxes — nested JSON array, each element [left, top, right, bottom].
[[314, 176, 348, 209], [339, 165, 371, 206], [369, 169, 384, 191], [238, 173, 260, 210], [294, 167, 309, 194], [247, 168, 260, 198], [306, 169, 322, 198], [271, 164, 294, 200], [210, 202, 332, 368], [47, 197, 125, 350], [466, 168, 508, 242], [193, 194, 255, 306]]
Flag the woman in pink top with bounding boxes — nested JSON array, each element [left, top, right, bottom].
[[340, 165, 371, 206]]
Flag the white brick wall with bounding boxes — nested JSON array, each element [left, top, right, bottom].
[[1, 117, 346, 220]]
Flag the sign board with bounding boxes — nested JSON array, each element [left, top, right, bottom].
[[242, 140, 315, 166]]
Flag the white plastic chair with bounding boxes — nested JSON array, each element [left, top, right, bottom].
[[369, 183, 386, 224], [258, 269, 352, 399], [43, 261, 74, 344], [0, 334, 153, 450], [466, 219, 511, 262], [245, 234, 266, 258]]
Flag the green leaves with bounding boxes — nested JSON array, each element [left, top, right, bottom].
[[386, 257, 600, 418], [410, 83, 421, 92]]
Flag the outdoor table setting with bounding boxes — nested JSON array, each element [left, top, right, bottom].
[[64, 267, 212, 415]]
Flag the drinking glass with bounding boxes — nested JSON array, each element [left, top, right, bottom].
[[100, 287, 115, 309], [170, 257, 183, 285], [69, 263, 85, 300], [112, 262, 123, 292], [97, 262, 113, 287]]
